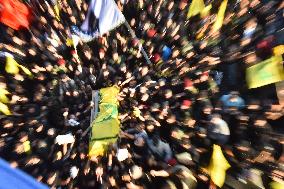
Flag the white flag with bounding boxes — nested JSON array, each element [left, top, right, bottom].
[[75, 0, 125, 42]]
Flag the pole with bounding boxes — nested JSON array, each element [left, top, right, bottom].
[[124, 22, 152, 65]]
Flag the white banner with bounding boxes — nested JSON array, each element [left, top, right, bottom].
[[81, 0, 125, 36]]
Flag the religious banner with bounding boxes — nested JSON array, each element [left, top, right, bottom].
[[246, 56, 284, 89], [72, 0, 125, 42]]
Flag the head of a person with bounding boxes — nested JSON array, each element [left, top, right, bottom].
[[254, 116, 267, 127], [179, 0, 188, 10], [129, 165, 143, 180], [46, 171, 57, 186], [146, 122, 155, 133], [99, 48, 105, 59], [202, 105, 212, 114], [197, 127, 207, 138], [134, 136, 146, 147], [247, 99, 261, 110], [120, 63, 127, 73], [180, 100, 192, 110], [210, 114, 222, 124], [141, 92, 149, 102], [164, 89, 173, 99], [229, 91, 240, 101], [158, 78, 166, 87], [150, 103, 160, 112], [137, 122, 145, 131], [152, 135, 161, 146], [141, 65, 149, 76], [166, 113, 176, 123]]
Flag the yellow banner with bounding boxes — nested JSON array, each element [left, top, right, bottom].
[[246, 56, 284, 89], [212, 0, 228, 32], [89, 86, 120, 157], [187, 0, 205, 18], [208, 144, 231, 188]]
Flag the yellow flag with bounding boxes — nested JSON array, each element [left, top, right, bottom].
[[187, 0, 205, 18], [0, 102, 12, 115], [54, 4, 60, 21], [246, 56, 284, 89], [66, 38, 73, 47], [19, 65, 33, 77], [201, 4, 212, 18], [208, 144, 231, 188], [212, 0, 228, 32], [270, 181, 284, 189], [273, 45, 284, 56], [0, 88, 10, 104], [133, 107, 141, 117], [6, 56, 20, 74], [23, 140, 31, 154], [89, 86, 120, 157]]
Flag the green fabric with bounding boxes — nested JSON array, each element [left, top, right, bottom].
[[89, 86, 120, 157], [246, 56, 284, 89]]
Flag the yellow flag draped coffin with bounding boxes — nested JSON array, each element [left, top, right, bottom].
[[89, 86, 120, 157]]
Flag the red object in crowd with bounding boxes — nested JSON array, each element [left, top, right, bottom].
[[0, 0, 33, 30], [132, 38, 139, 46], [184, 78, 193, 88], [182, 100, 192, 108], [167, 158, 177, 166], [70, 50, 76, 55], [256, 36, 274, 50], [99, 48, 105, 53], [202, 71, 209, 77], [147, 29, 157, 38], [58, 59, 66, 66], [152, 53, 161, 63]]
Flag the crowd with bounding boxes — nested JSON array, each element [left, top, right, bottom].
[[0, 0, 284, 188]]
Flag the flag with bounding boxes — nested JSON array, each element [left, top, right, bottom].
[[0, 102, 11, 115], [6, 56, 20, 74], [273, 45, 284, 56], [246, 56, 284, 89], [212, 0, 228, 32], [0, 88, 10, 104], [89, 86, 120, 157], [73, 0, 125, 42], [187, 0, 205, 18], [201, 4, 212, 18], [54, 4, 60, 21], [53, 0, 61, 21], [0, 0, 32, 30], [4, 55, 33, 77], [208, 144, 231, 188]]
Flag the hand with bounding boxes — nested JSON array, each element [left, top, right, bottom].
[[150, 170, 156, 177], [102, 63, 107, 70], [90, 101, 94, 108], [96, 167, 103, 184], [109, 176, 116, 186], [126, 182, 137, 189], [63, 111, 69, 117]]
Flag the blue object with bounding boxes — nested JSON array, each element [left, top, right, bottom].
[[162, 46, 172, 61], [219, 94, 245, 110], [0, 158, 49, 189]]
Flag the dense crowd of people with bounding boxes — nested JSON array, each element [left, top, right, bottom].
[[0, 0, 284, 188]]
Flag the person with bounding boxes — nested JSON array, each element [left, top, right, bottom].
[[218, 91, 245, 112], [147, 135, 173, 163], [207, 114, 230, 145]]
